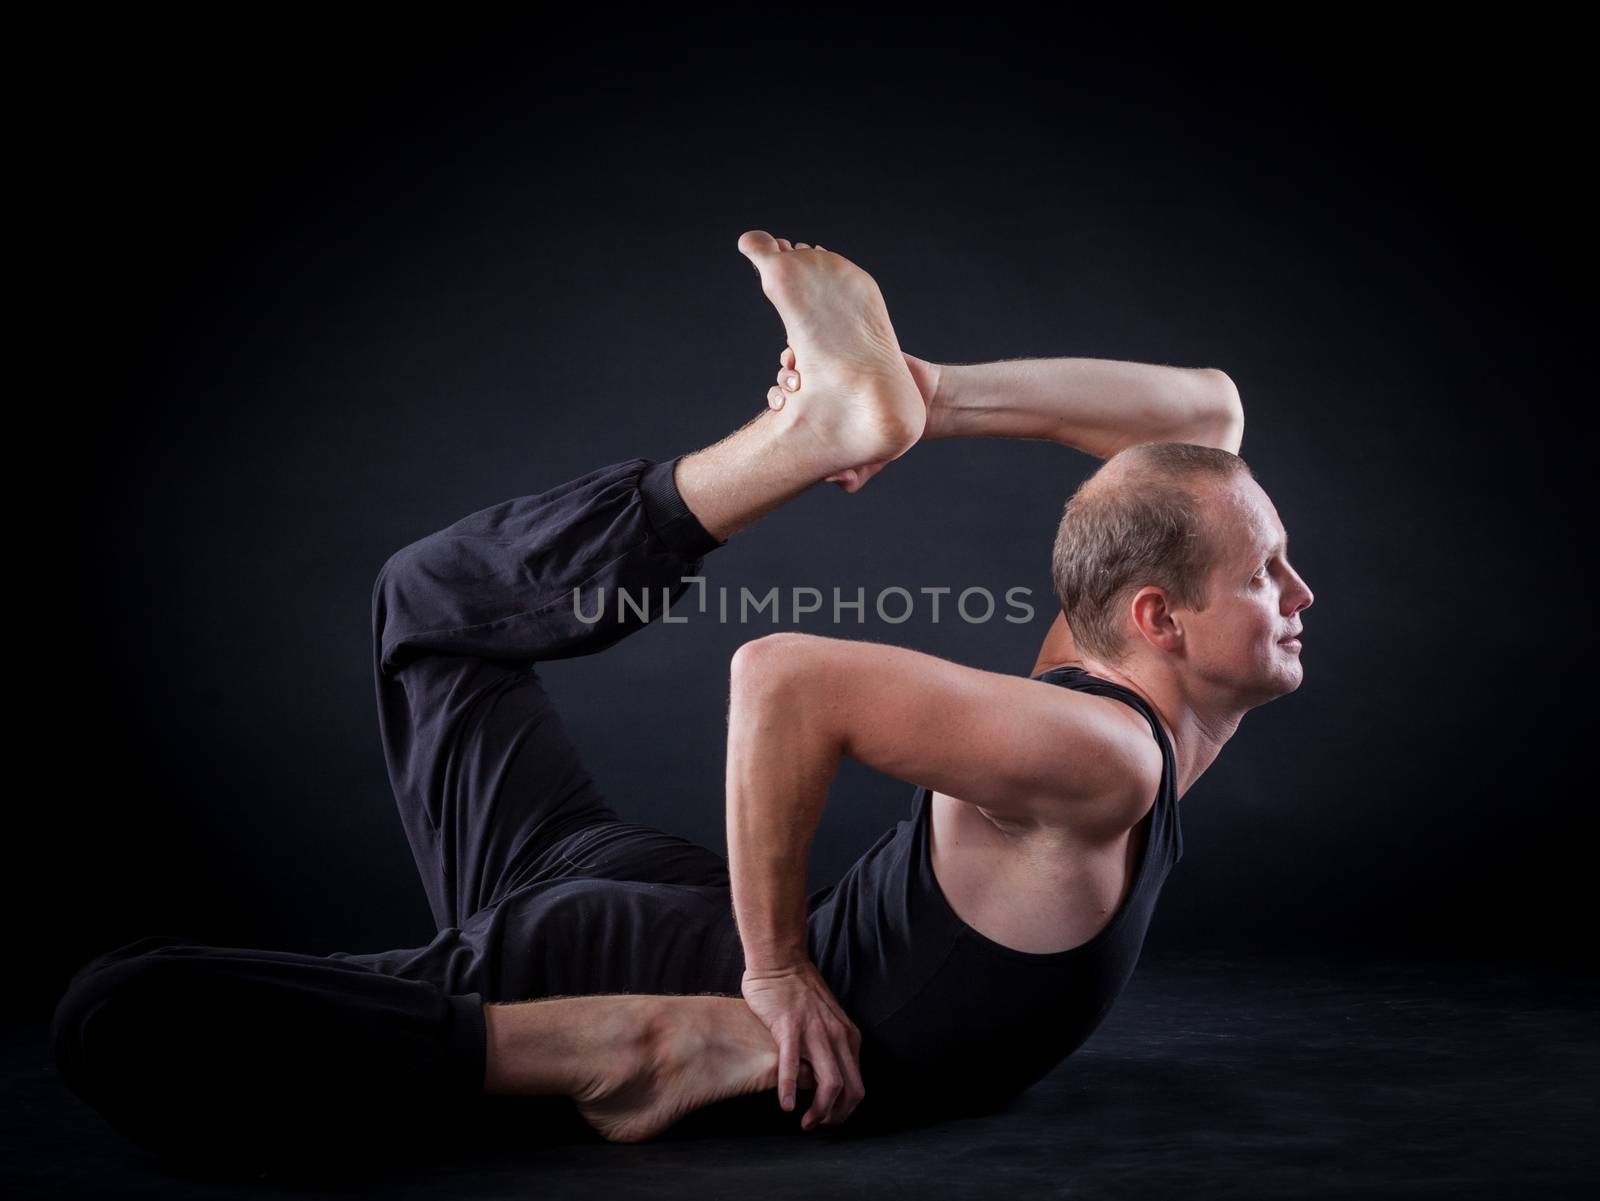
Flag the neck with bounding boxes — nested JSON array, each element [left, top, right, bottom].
[[1066, 655, 1245, 800]]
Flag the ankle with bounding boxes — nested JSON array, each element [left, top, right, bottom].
[[483, 996, 654, 1097], [675, 410, 839, 542]]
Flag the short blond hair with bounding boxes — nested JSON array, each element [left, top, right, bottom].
[[1050, 442, 1254, 665]]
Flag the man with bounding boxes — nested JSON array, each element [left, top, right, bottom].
[[51, 231, 1312, 1166]]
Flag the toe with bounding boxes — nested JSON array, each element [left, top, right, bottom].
[[795, 242, 811, 249], [767, 385, 786, 411], [776, 237, 794, 251], [781, 345, 795, 369], [775, 366, 800, 391], [738, 230, 781, 260]]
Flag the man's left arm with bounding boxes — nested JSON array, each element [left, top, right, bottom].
[[921, 354, 1244, 458]]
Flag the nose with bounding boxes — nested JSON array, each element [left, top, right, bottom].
[[1289, 568, 1314, 614]]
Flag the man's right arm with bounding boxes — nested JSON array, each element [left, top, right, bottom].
[[725, 634, 866, 1131]]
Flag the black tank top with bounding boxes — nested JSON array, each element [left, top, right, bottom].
[[803, 663, 1183, 1123]]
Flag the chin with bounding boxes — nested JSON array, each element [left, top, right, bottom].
[[1244, 659, 1302, 705], [1211, 652, 1302, 705], [1272, 662, 1305, 697]]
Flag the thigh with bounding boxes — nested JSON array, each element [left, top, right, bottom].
[[481, 876, 746, 1001], [371, 456, 725, 932], [387, 655, 732, 928], [539, 817, 732, 888], [386, 654, 625, 930]]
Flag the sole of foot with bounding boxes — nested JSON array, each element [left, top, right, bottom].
[[737, 230, 926, 475]]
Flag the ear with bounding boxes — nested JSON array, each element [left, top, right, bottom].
[[1128, 587, 1184, 653]]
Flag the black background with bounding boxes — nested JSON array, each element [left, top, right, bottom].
[[20, 17, 1590, 1025]]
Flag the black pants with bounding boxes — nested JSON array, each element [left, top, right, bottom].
[[51, 456, 767, 1167]]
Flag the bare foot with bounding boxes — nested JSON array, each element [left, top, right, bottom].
[[737, 230, 926, 480], [572, 995, 816, 1144]]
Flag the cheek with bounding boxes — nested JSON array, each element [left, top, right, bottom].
[[1228, 601, 1280, 655], [1196, 597, 1274, 659], [1205, 611, 1267, 660]]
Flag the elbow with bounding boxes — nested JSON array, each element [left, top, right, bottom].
[[729, 632, 815, 697], [727, 633, 842, 757], [1191, 368, 1245, 455]]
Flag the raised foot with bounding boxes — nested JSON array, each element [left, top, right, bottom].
[[573, 995, 814, 1144], [738, 230, 926, 476]]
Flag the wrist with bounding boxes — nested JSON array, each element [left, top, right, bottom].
[[739, 924, 812, 973], [740, 942, 811, 977], [923, 359, 958, 440], [743, 964, 812, 987]]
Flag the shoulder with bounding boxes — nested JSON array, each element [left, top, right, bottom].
[[1035, 682, 1166, 840]]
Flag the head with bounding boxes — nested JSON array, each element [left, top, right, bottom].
[[1051, 442, 1314, 709]]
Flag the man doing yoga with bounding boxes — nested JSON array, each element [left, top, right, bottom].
[[52, 230, 1313, 1163]]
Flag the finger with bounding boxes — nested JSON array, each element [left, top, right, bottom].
[[841, 1037, 867, 1118], [781, 345, 795, 369], [821, 1033, 858, 1124], [779, 1035, 799, 1111], [775, 366, 800, 392], [804, 1074, 841, 1129], [767, 385, 785, 412], [803, 1049, 842, 1130]]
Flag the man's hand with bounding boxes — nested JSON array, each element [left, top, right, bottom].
[[768, 346, 944, 493], [741, 961, 866, 1130]]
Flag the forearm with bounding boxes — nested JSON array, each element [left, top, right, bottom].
[[725, 637, 842, 972], [927, 357, 1242, 458]]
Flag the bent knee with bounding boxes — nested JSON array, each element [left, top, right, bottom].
[[51, 938, 204, 1092]]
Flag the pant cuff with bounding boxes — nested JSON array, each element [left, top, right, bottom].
[[639, 456, 725, 560]]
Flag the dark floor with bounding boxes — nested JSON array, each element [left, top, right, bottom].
[[5, 953, 1594, 1200]]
